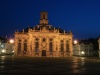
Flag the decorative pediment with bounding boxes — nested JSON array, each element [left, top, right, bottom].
[[41, 26, 48, 32]]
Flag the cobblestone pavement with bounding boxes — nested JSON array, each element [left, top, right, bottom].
[[0, 56, 100, 75]]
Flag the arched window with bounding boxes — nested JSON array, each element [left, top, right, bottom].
[[35, 42, 39, 52], [49, 38, 53, 52], [66, 40, 69, 52], [24, 40, 27, 52], [18, 40, 21, 54], [35, 38, 39, 52], [60, 40, 64, 52], [49, 42, 53, 52]]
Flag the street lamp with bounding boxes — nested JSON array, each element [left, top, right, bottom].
[[9, 39, 14, 44], [81, 51, 85, 57], [74, 40, 78, 44], [81, 51, 85, 55], [2, 49, 6, 53], [12, 51, 14, 53]]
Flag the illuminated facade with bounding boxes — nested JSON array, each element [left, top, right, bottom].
[[14, 12, 73, 57], [98, 38, 100, 58], [0, 40, 14, 55], [73, 43, 93, 56]]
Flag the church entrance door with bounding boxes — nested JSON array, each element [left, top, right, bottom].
[[42, 50, 46, 56]]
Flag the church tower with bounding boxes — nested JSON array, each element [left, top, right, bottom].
[[40, 11, 49, 25], [14, 11, 73, 57]]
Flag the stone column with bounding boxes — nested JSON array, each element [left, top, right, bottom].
[[57, 40, 60, 57], [55, 40, 57, 57], [27, 39, 31, 56], [39, 37, 42, 57], [69, 38, 73, 57], [46, 38, 49, 57], [64, 39, 66, 57], [21, 39, 24, 56], [53, 38, 56, 57], [29, 41, 32, 56], [32, 38, 35, 56], [28, 34, 32, 56]]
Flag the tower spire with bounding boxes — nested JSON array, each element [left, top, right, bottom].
[[40, 11, 49, 25]]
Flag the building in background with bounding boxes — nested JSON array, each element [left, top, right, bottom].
[[98, 38, 100, 58], [14, 11, 73, 57], [73, 40, 93, 57], [0, 37, 14, 55]]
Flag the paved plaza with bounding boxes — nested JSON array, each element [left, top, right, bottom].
[[0, 56, 100, 75]]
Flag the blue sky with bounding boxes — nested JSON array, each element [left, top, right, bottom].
[[0, 0, 100, 39]]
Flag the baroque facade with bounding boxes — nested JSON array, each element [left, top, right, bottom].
[[14, 12, 73, 57]]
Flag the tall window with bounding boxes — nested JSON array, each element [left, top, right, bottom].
[[49, 39, 53, 52], [49, 42, 53, 52], [24, 40, 27, 52], [66, 41, 69, 52], [18, 40, 21, 53], [60, 40, 64, 52], [35, 42, 39, 52], [35, 38, 39, 52]]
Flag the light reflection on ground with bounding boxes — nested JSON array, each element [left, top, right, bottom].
[[0, 56, 100, 75]]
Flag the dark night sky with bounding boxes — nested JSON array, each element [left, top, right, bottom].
[[0, 0, 100, 39]]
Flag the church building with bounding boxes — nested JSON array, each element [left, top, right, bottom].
[[14, 11, 73, 57]]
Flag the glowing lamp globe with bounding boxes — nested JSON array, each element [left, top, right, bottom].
[[81, 51, 85, 55], [9, 39, 14, 43], [2, 49, 6, 53], [74, 40, 78, 44]]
